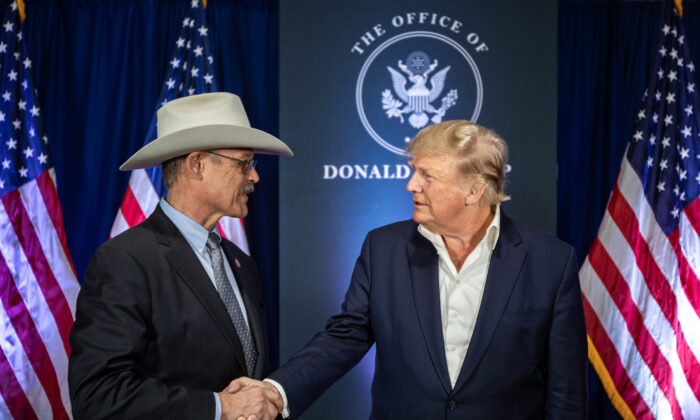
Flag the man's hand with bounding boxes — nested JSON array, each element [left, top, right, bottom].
[[225, 377, 283, 412], [218, 377, 281, 420]]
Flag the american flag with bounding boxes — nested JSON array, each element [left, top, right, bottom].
[[110, 0, 249, 252], [580, 2, 700, 419], [0, 1, 79, 419]]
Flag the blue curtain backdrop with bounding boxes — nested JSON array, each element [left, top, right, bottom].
[[22, 0, 281, 367], [559, 1, 700, 418]]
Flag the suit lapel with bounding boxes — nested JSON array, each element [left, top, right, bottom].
[[453, 214, 525, 391], [222, 242, 267, 379], [150, 207, 248, 374], [407, 230, 451, 394]]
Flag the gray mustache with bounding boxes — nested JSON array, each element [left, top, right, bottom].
[[240, 184, 255, 194]]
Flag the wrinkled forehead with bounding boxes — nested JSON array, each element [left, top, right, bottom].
[[409, 153, 454, 168], [408, 154, 461, 180]]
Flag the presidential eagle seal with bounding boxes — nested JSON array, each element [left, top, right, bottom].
[[356, 30, 484, 156], [383, 51, 458, 129]]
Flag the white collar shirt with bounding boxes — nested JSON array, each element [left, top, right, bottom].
[[418, 206, 501, 388]]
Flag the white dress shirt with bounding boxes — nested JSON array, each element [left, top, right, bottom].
[[418, 206, 501, 388]]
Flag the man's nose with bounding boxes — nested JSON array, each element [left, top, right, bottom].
[[406, 172, 420, 192], [247, 166, 260, 184]]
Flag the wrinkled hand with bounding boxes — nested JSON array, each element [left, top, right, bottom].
[[227, 377, 283, 412], [218, 377, 281, 420]]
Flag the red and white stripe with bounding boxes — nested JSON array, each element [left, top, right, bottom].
[[0, 169, 79, 420], [581, 155, 700, 419], [111, 168, 250, 254], [217, 215, 249, 255], [110, 169, 159, 235]]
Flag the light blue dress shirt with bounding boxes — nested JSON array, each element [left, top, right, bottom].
[[159, 198, 250, 420]]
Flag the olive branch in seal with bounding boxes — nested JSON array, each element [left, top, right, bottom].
[[382, 89, 405, 123]]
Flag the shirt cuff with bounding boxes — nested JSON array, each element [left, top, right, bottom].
[[213, 392, 221, 420], [264, 378, 290, 418]]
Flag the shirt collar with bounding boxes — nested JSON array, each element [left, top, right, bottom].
[[418, 206, 501, 252], [159, 197, 221, 253]]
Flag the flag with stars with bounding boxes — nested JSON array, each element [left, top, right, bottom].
[[0, 1, 80, 419], [110, 0, 250, 253], [580, 1, 700, 418]]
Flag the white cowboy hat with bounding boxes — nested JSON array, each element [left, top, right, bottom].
[[120, 92, 292, 170]]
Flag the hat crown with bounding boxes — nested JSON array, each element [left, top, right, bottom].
[[157, 92, 251, 138]]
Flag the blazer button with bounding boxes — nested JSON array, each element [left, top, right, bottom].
[[447, 400, 456, 410]]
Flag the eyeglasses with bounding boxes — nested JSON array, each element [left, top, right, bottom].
[[207, 151, 257, 173]]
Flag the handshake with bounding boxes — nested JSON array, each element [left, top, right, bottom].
[[218, 377, 285, 420]]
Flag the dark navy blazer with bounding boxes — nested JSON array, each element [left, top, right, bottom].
[[270, 214, 587, 419]]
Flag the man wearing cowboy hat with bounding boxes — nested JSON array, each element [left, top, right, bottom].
[[68, 93, 292, 420]]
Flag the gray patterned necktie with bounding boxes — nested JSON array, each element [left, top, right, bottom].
[[206, 232, 257, 376]]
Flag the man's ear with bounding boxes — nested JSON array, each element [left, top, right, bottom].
[[465, 181, 486, 206], [183, 151, 206, 179]]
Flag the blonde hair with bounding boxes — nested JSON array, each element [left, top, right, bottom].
[[406, 120, 510, 206]]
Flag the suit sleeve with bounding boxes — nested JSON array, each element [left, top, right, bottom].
[[545, 246, 587, 419], [268, 233, 377, 418], [68, 245, 214, 420]]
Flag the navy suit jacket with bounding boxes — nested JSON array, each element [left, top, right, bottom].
[[69, 206, 269, 419], [270, 214, 587, 419]]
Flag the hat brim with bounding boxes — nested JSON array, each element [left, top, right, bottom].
[[120, 125, 293, 171]]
